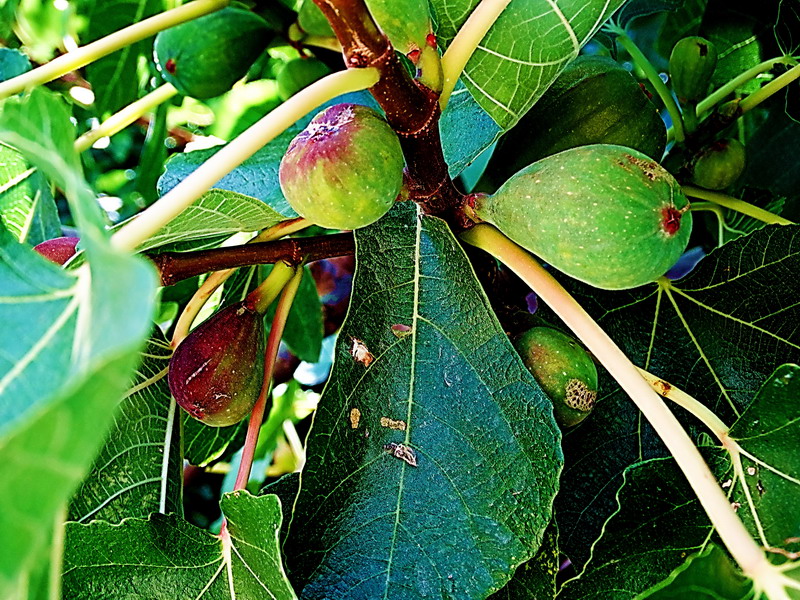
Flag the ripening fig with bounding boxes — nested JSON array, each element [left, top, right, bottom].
[[33, 236, 79, 265], [279, 103, 404, 230], [690, 138, 746, 190], [469, 144, 692, 290], [154, 7, 272, 99], [669, 36, 718, 103], [169, 301, 265, 427], [514, 327, 598, 427]]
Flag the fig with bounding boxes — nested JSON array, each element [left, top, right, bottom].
[[169, 301, 265, 427], [669, 37, 718, 103], [276, 58, 330, 101], [471, 144, 693, 290], [279, 103, 404, 230], [690, 138, 746, 190], [297, 0, 334, 36], [33, 236, 79, 265], [154, 7, 272, 99], [514, 327, 598, 427], [479, 56, 666, 191]]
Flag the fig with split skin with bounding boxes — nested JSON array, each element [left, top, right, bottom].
[[279, 103, 405, 230], [154, 7, 273, 99], [169, 300, 266, 427], [469, 144, 693, 290], [514, 327, 598, 427]]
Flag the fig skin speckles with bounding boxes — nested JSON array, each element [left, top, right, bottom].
[[473, 144, 692, 290]]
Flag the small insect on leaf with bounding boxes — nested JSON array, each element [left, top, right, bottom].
[[350, 337, 374, 366], [384, 442, 418, 467], [391, 324, 412, 338]]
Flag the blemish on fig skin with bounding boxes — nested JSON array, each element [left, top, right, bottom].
[[661, 207, 683, 236], [165, 58, 177, 74], [623, 154, 667, 181]]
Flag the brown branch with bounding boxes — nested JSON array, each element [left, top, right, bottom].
[[313, 0, 462, 217], [148, 233, 355, 286]]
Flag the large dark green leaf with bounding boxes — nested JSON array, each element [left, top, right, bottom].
[[558, 452, 728, 599], [489, 521, 560, 599], [554, 225, 800, 566], [0, 88, 157, 595], [430, 0, 625, 129], [64, 492, 296, 599], [0, 142, 60, 245], [68, 328, 182, 524], [283, 202, 562, 599], [81, 0, 165, 114], [440, 82, 502, 177], [637, 544, 754, 599]]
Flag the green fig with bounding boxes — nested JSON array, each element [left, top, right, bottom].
[[154, 7, 272, 99], [471, 144, 692, 290], [515, 327, 598, 427], [276, 58, 330, 101], [33, 236, 79, 265], [669, 36, 718, 103], [690, 138, 746, 190], [279, 103, 404, 230], [480, 56, 666, 191], [169, 301, 265, 427], [296, 0, 334, 36]]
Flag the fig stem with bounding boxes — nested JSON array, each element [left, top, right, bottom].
[[233, 267, 303, 492], [460, 223, 771, 582], [74, 83, 178, 153], [613, 30, 686, 144], [683, 186, 794, 226], [738, 62, 800, 114], [170, 218, 309, 347], [246, 262, 299, 314], [696, 55, 797, 117], [0, 0, 230, 100], [438, 0, 512, 110], [111, 67, 379, 251]]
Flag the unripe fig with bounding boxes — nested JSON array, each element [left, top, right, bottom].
[[279, 103, 404, 230], [33, 236, 79, 265], [276, 58, 330, 101], [669, 36, 718, 103], [514, 327, 598, 427], [480, 56, 666, 191], [471, 144, 692, 290], [169, 301, 265, 427], [154, 7, 272, 99], [297, 0, 334, 36], [690, 138, 746, 190]]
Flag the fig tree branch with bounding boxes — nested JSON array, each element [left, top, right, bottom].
[[313, 0, 462, 215], [0, 0, 230, 100], [111, 67, 378, 251], [151, 232, 354, 287]]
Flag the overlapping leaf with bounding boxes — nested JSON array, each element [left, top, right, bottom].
[[64, 492, 296, 599], [68, 328, 182, 524], [0, 142, 60, 245], [554, 225, 800, 566], [431, 0, 626, 129], [132, 189, 285, 252], [0, 89, 157, 595], [283, 202, 562, 599]]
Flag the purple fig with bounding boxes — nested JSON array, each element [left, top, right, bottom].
[[33, 236, 79, 265], [279, 103, 404, 230], [169, 301, 265, 427]]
